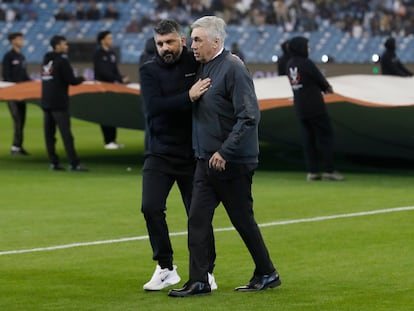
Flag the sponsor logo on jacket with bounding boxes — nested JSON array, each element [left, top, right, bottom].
[[288, 67, 303, 90], [41, 60, 54, 81]]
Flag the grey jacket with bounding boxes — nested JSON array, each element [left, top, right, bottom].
[[192, 50, 260, 163]]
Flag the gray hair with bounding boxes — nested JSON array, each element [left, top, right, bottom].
[[191, 16, 227, 45]]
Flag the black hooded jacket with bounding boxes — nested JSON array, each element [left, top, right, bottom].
[[41, 52, 84, 111], [139, 38, 156, 66], [286, 36, 331, 119], [277, 40, 290, 76], [93, 46, 123, 82], [139, 46, 199, 160], [380, 37, 412, 77]]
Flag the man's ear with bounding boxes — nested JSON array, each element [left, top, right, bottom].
[[181, 36, 186, 46]]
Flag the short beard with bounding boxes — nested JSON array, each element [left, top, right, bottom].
[[162, 52, 178, 64]]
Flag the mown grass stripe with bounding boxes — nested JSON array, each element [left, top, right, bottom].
[[1, 206, 413, 256]]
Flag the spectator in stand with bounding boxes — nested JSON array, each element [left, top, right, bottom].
[[104, 4, 119, 20], [125, 17, 141, 33], [76, 3, 87, 20], [86, 1, 100, 21], [6, 6, 21, 22], [352, 19, 364, 38], [273, 0, 289, 28], [380, 37, 413, 77], [55, 7, 70, 21], [0, 6, 6, 21], [21, 0, 37, 20]]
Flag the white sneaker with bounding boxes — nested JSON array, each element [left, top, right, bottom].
[[104, 142, 125, 150], [306, 173, 321, 181], [143, 265, 181, 291], [208, 272, 218, 290], [322, 171, 345, 181]]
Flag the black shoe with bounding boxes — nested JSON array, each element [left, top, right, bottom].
[[69, 165, 89, 172], [11, 147, 30, 156], [235, 271, 281, 292], [50, 163, 65, 171], [168, 281, 211, 297]]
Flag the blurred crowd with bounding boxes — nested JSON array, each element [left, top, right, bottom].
[[2, 0, 414, 38], [139, 0, 414, 37]]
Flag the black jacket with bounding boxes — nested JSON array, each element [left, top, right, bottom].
[[277, 40, 290, 76], [93, 46, 123, 82], [286, 36, 331, 119], [41, 52, 84, 111], [139, 38, 156, 66], [2, 49, 30, 82], [380, 37, 412, 77], [139, 46, 198, 160], [193, 50, 260, 163]]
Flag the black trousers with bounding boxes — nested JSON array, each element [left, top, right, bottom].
[[100, 125, 117, 144], [188, 159, 275, 282], [141, 159, 216, 270], [299, 112, 335, 173], [43, 109, 79, 167], [7, 101, 26, 147]]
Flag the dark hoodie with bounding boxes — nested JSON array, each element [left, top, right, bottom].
[[139, 37, 156, 65], [41, 52, 84, 111], [277, 40, 290, 76], [286, 36, 331, 119], [380, 37, 412, 77]]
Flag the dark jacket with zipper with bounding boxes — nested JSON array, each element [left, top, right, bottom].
[[2, 49, 30, 82], [93, 46, 123, 82], [41, 52, 84, 111], [139, 46, 198, 161], [193, 50, 260, 164]]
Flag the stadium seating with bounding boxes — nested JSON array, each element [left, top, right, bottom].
[[1, 0, 414, 64]]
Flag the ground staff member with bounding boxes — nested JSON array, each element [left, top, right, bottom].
[[139, 19, 216, 291], [169, 16, 281, 297], [93, 30, 128, 150], [380, 37, 413, 77], [41, 35, 87, 172], [2, 32, 31, 156], [286, 36, 344, 181]]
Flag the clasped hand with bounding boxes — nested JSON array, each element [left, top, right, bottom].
[[209, 151, 226, 171]]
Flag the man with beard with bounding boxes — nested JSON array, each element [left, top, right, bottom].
[[139, 19, 216, 291]]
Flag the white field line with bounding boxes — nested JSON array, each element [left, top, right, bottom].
[[1, 206, 413, 256]]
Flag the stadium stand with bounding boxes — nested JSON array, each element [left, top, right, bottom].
[[1, 0, 414, 64]]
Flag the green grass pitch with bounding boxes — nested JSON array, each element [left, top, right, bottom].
[[0, 104, 413, 310]]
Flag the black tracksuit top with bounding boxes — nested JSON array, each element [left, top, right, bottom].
[[193, 50, 260, 163], [2, 49, 30, 82], [93, 46, 123, 82], [286, 37, 331, 119], [41, 52, 84, 111], [139, 47, 198, 160]]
